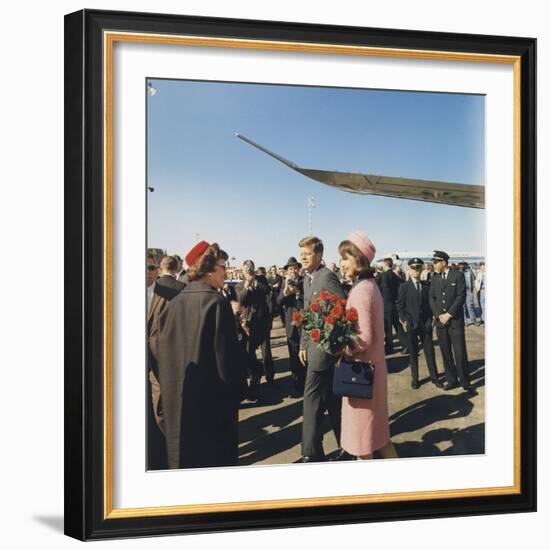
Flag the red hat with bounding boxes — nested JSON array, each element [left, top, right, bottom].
[[185, 240, 210, 267], [347, 231, 376, 263]]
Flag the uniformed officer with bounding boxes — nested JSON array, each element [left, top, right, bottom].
[[428, 251, 476, 395], [397, 258, 443, 389]]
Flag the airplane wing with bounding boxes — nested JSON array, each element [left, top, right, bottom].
[[236, 133, 484, 209]]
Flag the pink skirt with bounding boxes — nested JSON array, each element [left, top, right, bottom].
[[340, 362, 390, 456]]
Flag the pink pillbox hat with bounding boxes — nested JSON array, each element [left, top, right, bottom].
[[347, 231, 376, 263]]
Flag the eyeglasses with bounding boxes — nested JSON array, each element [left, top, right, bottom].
[[147, 265, 158, 272]]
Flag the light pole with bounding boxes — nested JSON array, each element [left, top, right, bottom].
[[308, 196, 316, 235]]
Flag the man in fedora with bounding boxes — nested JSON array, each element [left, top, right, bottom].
[[397, 257, 442, 389], [277, 257, 305, 394], [429, 250, 475, 395]]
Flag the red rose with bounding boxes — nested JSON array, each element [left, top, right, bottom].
[[311, 328, 321, 342], [324, 315, 334, 325], [292, 311, 303, 326], [319, 290, 330, 301], [339, 298, 348, 307], [310, 302, 319, 312], [345, 307, 359, 322], [329, 294, 339, 303], [331, 304, 344, 318]]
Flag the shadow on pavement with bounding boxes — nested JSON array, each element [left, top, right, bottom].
[[395, 422, 485, 457], [390, 393, 475, 437], [239, 422, 303, 465], [386, 355, 410, 374], [239, 399, 303, 445]]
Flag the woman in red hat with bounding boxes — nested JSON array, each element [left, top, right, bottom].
[[156, 241, 246, 469], [338, 232, 398, 460]]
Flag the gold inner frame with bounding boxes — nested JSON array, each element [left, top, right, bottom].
[[103, 31, 522, 519]]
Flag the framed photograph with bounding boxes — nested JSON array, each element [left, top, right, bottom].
[[64, 9, 536, 540]]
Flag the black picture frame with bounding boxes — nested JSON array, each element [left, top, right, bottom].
[[64, 9, 536, 541]]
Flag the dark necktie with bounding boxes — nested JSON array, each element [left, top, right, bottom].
[[442, 272, 447, 282], [416, 281, 421, 293]]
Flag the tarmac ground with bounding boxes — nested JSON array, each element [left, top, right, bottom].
[[238, 318, 485, 465]]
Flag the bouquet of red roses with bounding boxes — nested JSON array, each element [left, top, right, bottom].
[[292, 290, 359, 355]]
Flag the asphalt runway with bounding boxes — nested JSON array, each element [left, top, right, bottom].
[[238, 319, 485, 465]]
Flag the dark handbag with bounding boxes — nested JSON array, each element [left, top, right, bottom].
[[333, 360, 375, 399]]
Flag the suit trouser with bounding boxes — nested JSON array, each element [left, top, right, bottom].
[[287, 337, 305, 382], [248, 324, 274, 382], [478, 289, 485, 322], [302, 366, 342, 457], [147, 368, 168, 470], [384, 308, 408, 352], [464, 289, 478, 323], [407, 321, 439, 383], [435, 322, 470, 387]]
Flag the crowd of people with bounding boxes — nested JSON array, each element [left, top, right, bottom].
[[146, 235, 485, 470]]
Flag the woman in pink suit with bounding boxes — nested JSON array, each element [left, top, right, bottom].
[[338, 231, 398, 460]]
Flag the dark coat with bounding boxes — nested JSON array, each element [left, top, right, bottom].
[[396, 279, 433, 330], [300, 266, 345, 372], [378, 269, 403, 312], [267, 274, 283, 295], [154, 274, 186, 301], [235, 278, 272, 347], [429, 269, 466, 327], [156, 281, 246, 469], [148, 276, 185, 363], [277, 277, 304, 341]]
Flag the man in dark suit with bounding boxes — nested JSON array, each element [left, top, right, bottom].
[[379, 257, 408, 354], [147, 256, 187, 470], [235, 260, 274, 398], [397, 258, 442, 389], [429, 250, 476, 395], [277, 256, 305, 394], [298, 236, 345, 462], [154, 255, 186, 300], [267, 265, 284, 323]]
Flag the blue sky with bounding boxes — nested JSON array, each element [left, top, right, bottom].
[[147, 79, 485, 267]]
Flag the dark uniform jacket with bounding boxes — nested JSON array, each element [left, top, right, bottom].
[[300, 266, 345, 372], [378, 269, 403, 312], [396, 278, 433, 330], [277, 277, 304, 341], [156, 281, 246, 469], [429, 269, 466, 327]]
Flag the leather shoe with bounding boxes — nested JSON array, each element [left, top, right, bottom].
[[443, 381, 458, 391], [463, 385, 478, 396], [411, 380, 420, 389], [432, 379, 444, 388], [329, 450, 356, 462]]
